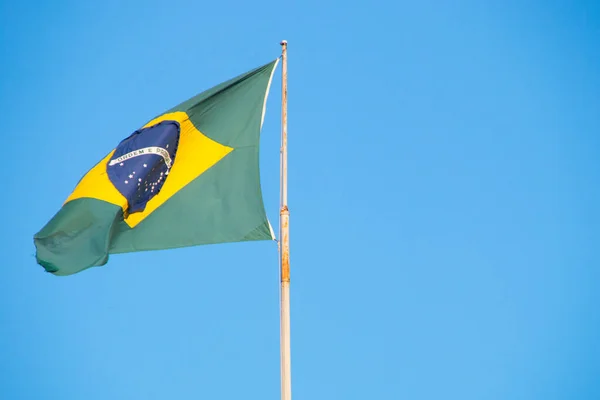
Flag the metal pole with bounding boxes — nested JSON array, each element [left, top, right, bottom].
[[279, 39, 291, 400]]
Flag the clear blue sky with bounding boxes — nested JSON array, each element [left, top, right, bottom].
[[1, 0, 599, 399]]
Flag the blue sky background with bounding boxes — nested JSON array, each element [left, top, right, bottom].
[[1, 0, 599, 399]]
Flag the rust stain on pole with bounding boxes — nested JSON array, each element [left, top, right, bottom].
[[280, 206, 290, 283]]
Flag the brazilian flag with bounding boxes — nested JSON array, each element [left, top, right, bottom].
[[34, 60, 279, 276]]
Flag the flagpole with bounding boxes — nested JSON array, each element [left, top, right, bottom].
[[279, 39, 292, 400]]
